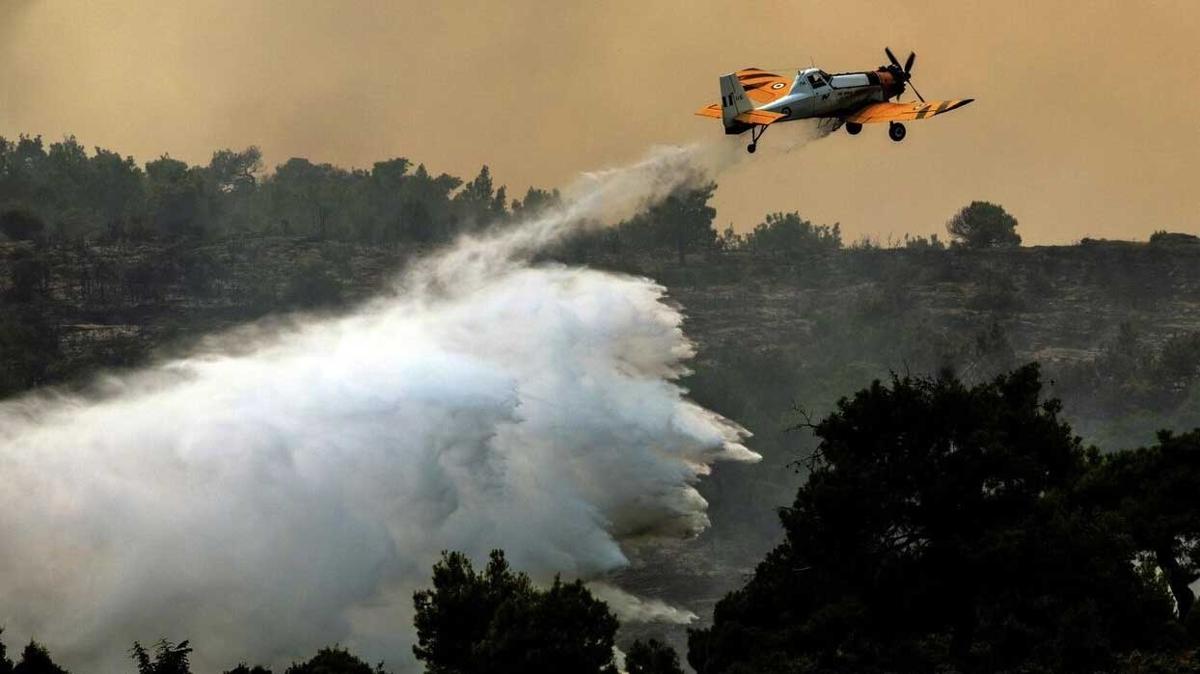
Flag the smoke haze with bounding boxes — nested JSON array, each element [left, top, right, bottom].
[[0, 144, 758, 672], [1, 1, 1198, 243]]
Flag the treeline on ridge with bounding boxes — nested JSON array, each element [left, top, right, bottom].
[[0, 133, 1037, 253]]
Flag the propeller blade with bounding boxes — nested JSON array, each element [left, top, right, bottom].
[[885, 47, 902, 70], [904, 51, 916, 73], [908, 80, 926, 103]]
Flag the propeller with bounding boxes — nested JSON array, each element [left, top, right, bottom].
[[883, 47, 925, 103]]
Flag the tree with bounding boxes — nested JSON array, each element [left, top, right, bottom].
[[223, 666, 272, 674], [624, 639, 684, 674], [0, 208, 46, 241], [946, 201, 1020, 248], [131, 640, 192, 674], [0, 630, 12, 674], [744, 212, 841, 257], [617, 183, 718, 264], [12, 642, 68, 674], [656, 183, 717, 265], [88, 146, 145, 234], [688, 365, 1182, 674], [412, 550, 619, 674], [1083, 430, 1200, 623], [902, 232, 945, 250], [510, 187, 561, 219], [266, 158, 358, 239], [208, 147, 263, 193], [283, 647, 384, 674], [453, 165, 507, 229], [145, 156, 206, 238]]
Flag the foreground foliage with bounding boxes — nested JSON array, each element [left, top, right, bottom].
[[688, 365, 1199, 673], [412, 550, 620, 674]]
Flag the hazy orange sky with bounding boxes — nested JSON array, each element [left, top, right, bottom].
[[2, 0, 1197, 244]]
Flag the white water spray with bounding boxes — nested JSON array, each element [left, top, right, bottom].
[[0, 144, 759, 672]]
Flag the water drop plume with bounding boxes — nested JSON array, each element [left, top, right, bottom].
[[0, 143, 758, 672]]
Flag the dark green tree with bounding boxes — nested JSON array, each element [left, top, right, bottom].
[[412, 550, 619, 674], [624, 639, 684, 674], [510, 187, 561, 219], [617, 183, 717, 264], [223, 665, 272, 674], [655, 183, 717, 265], [208, 147, 263, 193], [1083, 430, 1200, 623], [131, 640, 192, 674], [453, 165, 507, 229], [89, 146, 145, 236], [283, 647, 384, 674], [744, 212, 841, 257], [145, 156, 206, 238], [267, 158, 355, 240], [946, 201, 1021, 248], [688, 365, 1181, 674], [368, 158, 411, 244], [13, 642, 68, 674], [0, 630, 12, 674]]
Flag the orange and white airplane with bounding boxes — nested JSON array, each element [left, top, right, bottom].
[[697, 48, 973, 152]]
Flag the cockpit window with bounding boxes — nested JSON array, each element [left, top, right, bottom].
[[807, 73, 828, 88]]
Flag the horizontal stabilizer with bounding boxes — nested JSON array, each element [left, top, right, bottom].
[[735, 110, 786, 125], [694, 105, 785, 126]]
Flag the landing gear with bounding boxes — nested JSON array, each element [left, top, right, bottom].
[[746, 123, 769, 153], [845, 122, 863, 136], [888, 122, 907, 142]]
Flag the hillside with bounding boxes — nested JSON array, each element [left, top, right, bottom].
[[6, 236, 1198, 435], [5, 233, 1200, 663]]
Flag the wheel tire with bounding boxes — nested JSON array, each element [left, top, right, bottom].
[[747, 143, 757, 154], [888, 122, 907, 142], [780, 107, 792, 118], [846, 122, 862, 136]]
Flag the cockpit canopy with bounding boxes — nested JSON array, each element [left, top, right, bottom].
[[797, 67, 873, 91], [797, 69, 830, 89]]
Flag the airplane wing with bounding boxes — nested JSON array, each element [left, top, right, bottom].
[[845, 99, 974, 124], [735, 68, 794, 104], [694, 104, 785, 126]]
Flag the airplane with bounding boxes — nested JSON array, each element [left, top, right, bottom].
[[696, 48, 973, 152]]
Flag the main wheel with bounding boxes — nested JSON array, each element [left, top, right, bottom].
[[747, 143, 757, 154], [845, 122, 862, 136], [888, 122, 907, 142]]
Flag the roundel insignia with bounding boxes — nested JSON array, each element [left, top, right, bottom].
[[770, 82, 786, 90]]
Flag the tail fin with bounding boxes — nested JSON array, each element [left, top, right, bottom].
[[719, 74, 754, 127]]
